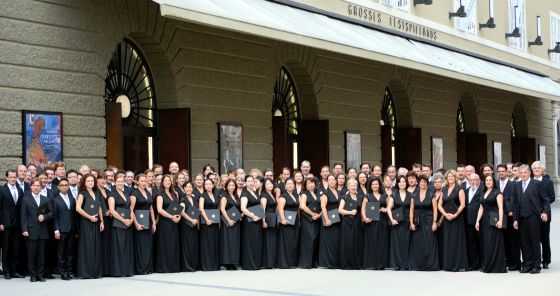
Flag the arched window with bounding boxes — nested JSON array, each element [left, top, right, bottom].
[[457, 103, 465, 133], [381, 87, 397, 166], [272, 67, 301, 169], [511, 114, 517, 138]]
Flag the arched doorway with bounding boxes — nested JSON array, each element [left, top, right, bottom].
[[381, 87, 397, 171], [456, 103, 466, 165], [272, 67, 301, 174], [104, 38, 158, 173], [511, 104, 535, 164], [456, 98, 487, 170]]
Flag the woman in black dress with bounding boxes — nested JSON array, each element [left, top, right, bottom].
[[318, 165, 330, 193], [431, 174, 445, 268], [220, 178, 241, 270], [174, 172, 187, 200], [389, 175, 412, 270], [179, 182, 199, 272], [382, 174, 394, 196], [131, 174, 156, 275], [240, 176, 263, 270], [277, 178, 300, 268], [155, 175, 181, 273], [199, 178, 221, 271], [336, 173, 348, 196], [357, 172, 368, 197], [475, 175, 507, 273], [409, 175, 439, 271], [193, 174, 205, 199], [108, 175, 134, 277], [438, 170, 468, 271], [293, 172, 304, 196], [319, 175, 341, 268], [261, 178, 278, 268], [276, 167, 290, 194], [76, 174, 104, 279], [362, 177, 390, 270], [298, 178, 322, 268], [347, 168, 358, 181], [145, 169, 155, 197], [96, 173, 112, 276], [338, 179, 363, 269]]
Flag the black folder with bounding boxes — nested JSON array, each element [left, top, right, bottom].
[[222, 206, 241, 225], [343, 199, 358, 211], [201, 209, 220, 224], [392, 207, 404, 222], [166, 201, 184, 216], [277, 210, 297, 225], [184, 206, 200, 227], [246, 204, 266, 222], [134, 210, 149, 229], [83, 198, 99, 216], [322, 209, 340, 226], [443, 200, 458, 214], [113, 207, 131, 229], [365, 201, 380, 221], [265, 212, 277, 227], [307, 199, 321, 213], [488, 211, 507, 229]]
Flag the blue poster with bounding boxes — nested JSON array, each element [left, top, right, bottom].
[[23, 111, 63, 169]]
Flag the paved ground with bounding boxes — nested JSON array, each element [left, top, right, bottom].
[[2, 205, 559, 296]]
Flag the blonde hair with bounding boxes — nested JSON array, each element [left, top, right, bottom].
[[443, 169, 459, 187], [347, 179, 358, 187]]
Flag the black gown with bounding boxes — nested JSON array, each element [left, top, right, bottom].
[[99, 190, 112, 276], [109, 191, 134, 277], [277, 192, 299, 268], [298, 190, 321, 269], [441, 186, 468, 271], [179, 195, 199, 272], [480, 189, 507, 273], [390, 190, 412, 269], [319, 188, 341, 268], [241, 190, 263, 270], [220, 193, 241, 266], [261, 191, 277, 268], [339, 193, 363, 269], [409, 190, 439, 271], [77, 190, 103, 279], [363, 193, 390, 269], [200, 191, 221, 271], [155, 192, 180, 273], [132, 188, 153, 274]]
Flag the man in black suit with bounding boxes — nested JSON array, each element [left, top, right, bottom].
[[513, 164, 550, 274], [66, 170, 80, 201], [21, 178, 53, 282], [51, 178, 76, 280], [497, 164, 520, 270], [465, 173, 482, 271], [124, 170, 135, 195], [0, 169, 25, 279], [15, 164, 30, 195], [51, 162, 66, 187], [531, 161, 555, 269]]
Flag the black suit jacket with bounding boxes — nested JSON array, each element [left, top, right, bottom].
[[465, 185, 482, 225], [0, 183, 24, 228], [16, 181, 30, 195], [52, 193, 76, 233], [20, 194, 53, 240], [512, 179, 551, 222], [498, 179, 514, 214]]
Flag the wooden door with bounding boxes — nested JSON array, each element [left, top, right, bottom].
[[159, 108, 191, 172], [396, 127, 422, 169], [106, 103, 123, 168], [272, 116, 290, 175], [300, 120, 329, 176], [466, 133, 487, 173]]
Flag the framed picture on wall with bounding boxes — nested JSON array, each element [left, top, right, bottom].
[[22, 110, 63, 170], [218, 122, 243, 174], [493, 141, 502, 166], [345, 131, 361, 171], [431, 137, 443, 171], [539, 145, 546, 165]]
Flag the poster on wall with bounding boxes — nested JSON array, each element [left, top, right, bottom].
[[493, 141, 502, 166], [345, 131, 361, 171], [539, 145, 546, 165], [431, 137, 443, 171], [22, 111, 63, 170], [219, 122, 243, 174]]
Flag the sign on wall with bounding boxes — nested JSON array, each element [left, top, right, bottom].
[[22, 111, 63, 169], [219, 122, 243, 174]]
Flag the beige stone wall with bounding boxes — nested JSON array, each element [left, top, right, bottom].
[[0, 0, 555, 177]]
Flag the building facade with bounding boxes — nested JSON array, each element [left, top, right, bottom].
[[1, 0, 560, 184]]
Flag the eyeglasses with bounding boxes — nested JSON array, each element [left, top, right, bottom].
[[58, 184, 69, 187]]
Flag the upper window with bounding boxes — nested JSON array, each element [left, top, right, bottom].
[[550, 12, 560, 63], [454, 0, 478, 35], [508, 0, 527, 51], [381, 0, 410, 13]]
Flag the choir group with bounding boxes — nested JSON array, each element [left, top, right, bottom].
[[0, 160, 554, 282]]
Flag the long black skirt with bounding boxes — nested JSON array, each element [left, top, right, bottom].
[[110, 226, 134, 276], [480, 214, 507, 273], [363, 216, 390, 269], [179, 222, 199, 272], [297, 216, 320, 268], [200, 224, 220, 271], [409, 215, 439, 271], [155, 218, 180, 273], [220, 221, 240, 265], [77, 219, 103, 279], [277, 223, 298, 268], [390, 222, 411, 269], [100, 217, 112, 276], [241, 220, 262, 270], [134, 229, 153, 274], [441, 215, 468, 271], [318, 223, 341, 268], [262, 226, 277, 268], [339, 216, 363, 269]]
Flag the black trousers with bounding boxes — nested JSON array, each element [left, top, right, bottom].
[[26, 238, 46, 278], [2, 226, 20, 274], [519, 215, 541, 269], [45, 221, 57, 274], [466, 224, 481, 269], [505, 217, 520, 267], [57, 232, 76, 275], [541, 220, 551, 264]]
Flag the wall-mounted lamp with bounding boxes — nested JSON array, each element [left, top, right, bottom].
[[414, 0, 432, 5], [479, 0, 495, 29], [505, 5, 521, 38], [379, 119, 385, 126], [449, 0, 466, 19], [529, 16, 543, 46], [548, 42, 560, 54]]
